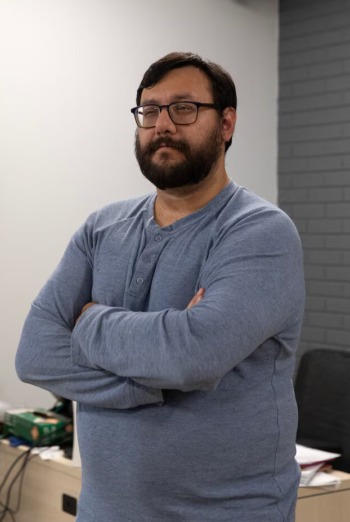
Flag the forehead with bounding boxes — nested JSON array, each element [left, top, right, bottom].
[[140, 66, 213, 104]]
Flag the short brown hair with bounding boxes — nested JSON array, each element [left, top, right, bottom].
[[136, 52, 237, 151]]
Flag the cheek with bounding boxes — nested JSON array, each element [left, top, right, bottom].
[[137, 129, 153, 147], [136, 131, 153, 153]]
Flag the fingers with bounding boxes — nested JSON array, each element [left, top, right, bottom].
[[186, 288, 205, 309], [75, 301, 97, 324], [81, 302, 97, 314]]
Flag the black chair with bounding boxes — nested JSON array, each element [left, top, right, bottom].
[[294, 348, 350, 472]]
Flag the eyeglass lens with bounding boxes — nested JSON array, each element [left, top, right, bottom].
[[137, 102, 198, 127]]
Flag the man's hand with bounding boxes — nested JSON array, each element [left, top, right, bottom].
[[75, 302, 96, 324], [186, 288, 205, 309]]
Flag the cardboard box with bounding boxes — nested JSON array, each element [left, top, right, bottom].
[[4, 408, 73, 446]]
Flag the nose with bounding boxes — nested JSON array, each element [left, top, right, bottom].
[[154, 107, 177, 135]]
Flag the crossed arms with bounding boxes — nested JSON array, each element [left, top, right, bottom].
[[16, 210, 304, 410]]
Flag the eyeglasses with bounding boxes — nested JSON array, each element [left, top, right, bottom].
[[131, 101, 220, 128]]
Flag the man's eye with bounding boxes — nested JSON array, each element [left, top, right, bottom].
[[142, 107, 158, 117], [173, 103, 195, 113]]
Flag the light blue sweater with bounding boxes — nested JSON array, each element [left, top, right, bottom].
[[16, 181, 305, 521]]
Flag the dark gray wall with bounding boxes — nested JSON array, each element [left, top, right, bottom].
[[279, 0, 350, 365]]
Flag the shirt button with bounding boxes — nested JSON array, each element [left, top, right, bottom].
[[143, 256, 151, 264], [154, 235, 162, 242], [136, 277, 144, 285]]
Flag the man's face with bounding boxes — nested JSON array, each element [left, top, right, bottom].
[[134, 67, 225, 190]]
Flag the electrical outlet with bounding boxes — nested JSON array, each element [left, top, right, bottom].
[[62, 493, 77, 516]]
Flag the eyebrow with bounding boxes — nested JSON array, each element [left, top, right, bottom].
[[140, 94, 197, 105]]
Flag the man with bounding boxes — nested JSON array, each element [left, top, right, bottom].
[[16, 52, 305, 521]]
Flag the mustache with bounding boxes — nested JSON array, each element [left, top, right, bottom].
[[145, 137, 190, 155]]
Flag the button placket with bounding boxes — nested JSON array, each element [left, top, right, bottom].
[[126, 231, 168, 303]]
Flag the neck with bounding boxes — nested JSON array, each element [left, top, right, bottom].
[[154, 167, 230, 228]]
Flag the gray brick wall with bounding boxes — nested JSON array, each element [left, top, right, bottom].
[[279, 0, 350, 366]]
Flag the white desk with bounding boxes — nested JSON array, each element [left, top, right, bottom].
[[1, 441, 350, 521]]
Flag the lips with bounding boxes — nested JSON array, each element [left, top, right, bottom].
[[153, 140, 180, 151], [157, 143, 175, 149], [148, 138, 188, 156]]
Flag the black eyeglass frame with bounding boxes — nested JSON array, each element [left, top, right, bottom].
[[130, 101, 221, 128]]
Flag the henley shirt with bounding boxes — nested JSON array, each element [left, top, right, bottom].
[[16, 180, 305, 522]]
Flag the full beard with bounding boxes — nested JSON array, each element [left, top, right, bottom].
[[134, 125, 223, 190]]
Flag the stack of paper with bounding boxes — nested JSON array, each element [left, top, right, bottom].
[[296, 444, 341, 487]]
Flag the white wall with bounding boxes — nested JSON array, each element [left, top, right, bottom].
[[0, 0, 278, 409]]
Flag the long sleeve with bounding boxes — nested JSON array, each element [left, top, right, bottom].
[[15, 219, 163, 409], [33, 185, 305, 522], [71, 208, 305, 392]]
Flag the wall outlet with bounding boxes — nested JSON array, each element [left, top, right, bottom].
[[62, 493, 77, 516]]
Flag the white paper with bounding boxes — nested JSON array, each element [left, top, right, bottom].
[[296, 444, 342, 487], [296, 444, 341, 466], [71, 401, 81, 467], [299, 463, 323, 486], [300, 471, 341, 488]]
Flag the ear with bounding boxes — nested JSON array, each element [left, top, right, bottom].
[[221, 107, 236, 143]]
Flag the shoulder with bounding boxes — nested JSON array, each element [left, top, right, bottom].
[[239, 187, 299, 236], [71, 193, 154, 253], [223, 184, 293, 225], [84, 193, 154, 230], [218, 184, 301, 246]]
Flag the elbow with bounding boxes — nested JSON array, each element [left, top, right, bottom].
[[15, 351, 28, 383], [15, 346, 35, 384]]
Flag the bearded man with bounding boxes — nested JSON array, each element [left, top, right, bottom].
[[16, 52, 305, 522]]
